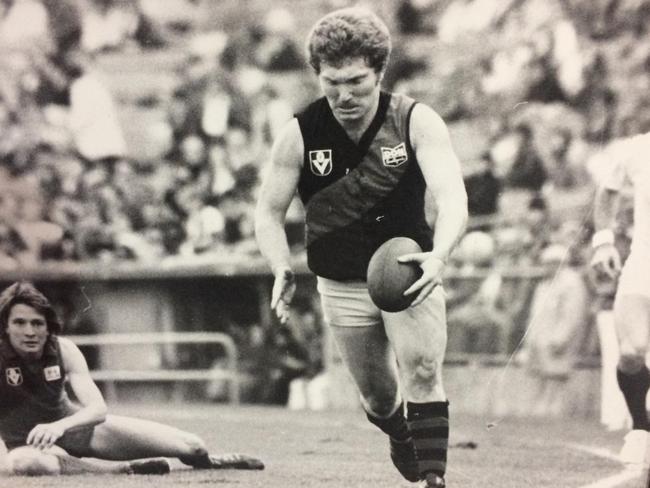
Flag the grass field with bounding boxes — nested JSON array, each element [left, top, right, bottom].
[[1, 403, 647, 488]]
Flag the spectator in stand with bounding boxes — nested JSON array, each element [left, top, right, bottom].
[[524, 51, 567, 104], [395, 0, 438, 34], [463, 153, 501, 229], [0, 224, 23, 269], [68, 71, 127, 162], [258, 323, 310, 406], [490, 122, 548, 223], [172, 182, 225, 257], [504, 123, 547, 192], [524, 194, 552, 264], [519, 243, 590, 417], [447, 231, 512, 354], [249, 84, 293, 153], [544, 127, 585, 190], [12, 180, 64, 266], [287, 307, 327, 411], [79, 0, 140, 53], [575, 53, 618, 142], [253, 8, 305, 72], [0, 180, 26, 268], [217, 190, 257, 254]]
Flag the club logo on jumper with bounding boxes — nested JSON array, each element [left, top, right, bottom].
[[6, 367, 22, 386], [44, 365, 61, 382], [381, 142, 408, 167], [309, 150, 333, 176]]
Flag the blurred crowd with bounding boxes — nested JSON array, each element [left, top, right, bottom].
[[1, 0, 646, 270], [0, 0, 311, 268]]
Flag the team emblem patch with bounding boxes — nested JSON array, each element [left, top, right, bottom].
[[309, 149, 333, 176], [44, 365, 61, 382], [381, 142, 408, 167], [6, 367, 22, 386]]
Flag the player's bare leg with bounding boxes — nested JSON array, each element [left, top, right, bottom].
[[86, 415, 263, 470], [384, 287, 448, 487], [329, 323, 418, 481], [613, 294, 650, 469], [4, 445, 164, 476]]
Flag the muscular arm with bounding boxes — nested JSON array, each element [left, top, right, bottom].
[[411, 104, 468, 263], [254, 118, 304, 321], [59, 337, 108, 429], [27, 338, 107, 449], [401, 104, 467, 304]]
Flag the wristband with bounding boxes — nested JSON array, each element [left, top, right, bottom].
[[591, 229, 614, 249]]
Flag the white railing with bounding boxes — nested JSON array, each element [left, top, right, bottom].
[[65, 332, 239, 404]]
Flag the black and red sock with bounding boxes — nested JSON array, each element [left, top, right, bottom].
[[407, 401, 449, 479], [366, 402, 410, 442]]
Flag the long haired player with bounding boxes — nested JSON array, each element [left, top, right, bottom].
[[0, 281, 263, 476]]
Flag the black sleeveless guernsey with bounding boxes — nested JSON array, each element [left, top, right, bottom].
[[0, 336, 75, 448], [296, 91, 433, 281]]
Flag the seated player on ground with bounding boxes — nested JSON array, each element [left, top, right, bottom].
[[0, 281, 264, 476]]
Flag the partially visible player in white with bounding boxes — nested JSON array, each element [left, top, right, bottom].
[[591, 132, 650, 470]]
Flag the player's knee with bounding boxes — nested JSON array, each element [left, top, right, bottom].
[[618, 353, 647, 374], [414, 355, 439, 381], [363, 391, 400, 417], [407, 355, 440, 392], [6, 448, 60, 476]]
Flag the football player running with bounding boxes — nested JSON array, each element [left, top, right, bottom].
[[255, 8, 467, 487]]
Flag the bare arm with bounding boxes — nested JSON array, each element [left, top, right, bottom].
[[413, 104, 468, 262], [400, 104, 468, 304], [27, 337, 107, 450], [591, 185, 622, 278], [593, 185, 620, 233], [254, 118, 304, 322]]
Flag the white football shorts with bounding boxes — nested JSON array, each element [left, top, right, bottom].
[[316, 276, 446, 328]]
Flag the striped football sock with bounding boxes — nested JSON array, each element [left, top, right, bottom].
[[366, 402, 410, 441], [407, 401, 449, 479]]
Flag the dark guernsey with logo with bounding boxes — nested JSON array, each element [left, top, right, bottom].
[[0, 336, 76, 449], [296, 92, 433, 281]]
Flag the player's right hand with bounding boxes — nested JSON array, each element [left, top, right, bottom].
[[271, 267, 296, 324], [27, 422, 64, 450], [590, 243, 621, 280]]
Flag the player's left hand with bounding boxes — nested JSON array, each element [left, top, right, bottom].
[[271, 267, 296, 324], [398, 252, 445, 307], [27, 422, 65, 450]]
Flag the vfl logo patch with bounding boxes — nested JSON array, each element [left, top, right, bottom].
[[44, 365, 62, 382], [309, 150, 333, 176], [381, 142, 408, 167], [6, 367, 22, 386]]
